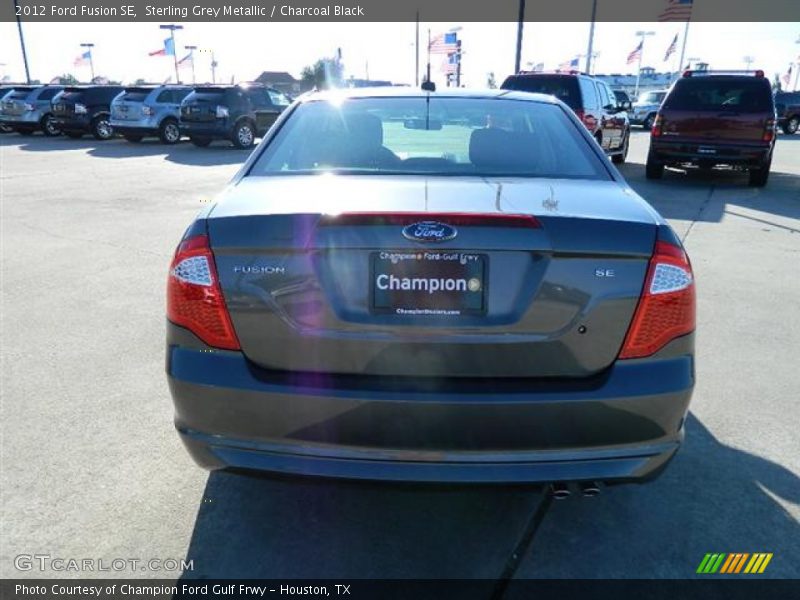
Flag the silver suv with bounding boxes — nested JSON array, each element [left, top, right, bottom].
[[110, 85, 193, 144], [631, 89, 668, 129], [0, 85, 64, 136]]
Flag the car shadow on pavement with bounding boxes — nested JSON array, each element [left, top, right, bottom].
[[8, 135, 252, 167], [510, 414, 800, 580], [618, 163, 800, 226], [179, 414, 798, 580]]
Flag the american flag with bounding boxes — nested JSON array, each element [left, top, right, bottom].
[[658, 0, 693, 22], [73, 50, 91, 67], [664, 34, 678, 61], [627, 41, 643, 65], [442, 53, 459, 74], [783, 65, 793, 87], [177, 52, 193, 69], [558, 57, 579, 71], [430, 32, 458, 54]]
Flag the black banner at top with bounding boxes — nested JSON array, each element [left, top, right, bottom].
[[1, 0, 798, 22]]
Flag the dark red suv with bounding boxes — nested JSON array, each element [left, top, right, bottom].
[[646, 71, 777, 187], [501, 72, 630, 164]]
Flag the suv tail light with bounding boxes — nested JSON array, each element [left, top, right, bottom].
[[763, 117, 776, 142], [574, 109, 585, 123], [24, 102, 35, 111], [167, 234, 240, 350], [142, 105, 154, 116], [619, 240, 695, 359], [651, 114, 664, 137], [215, 105, 229, 118], [74, 103, 88, 114]]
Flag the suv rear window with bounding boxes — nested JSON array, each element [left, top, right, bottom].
[[120, 88, 152, 102], [664, 78, 772, 112], [6, 88, 36, 99], [501, 76, 581, 110]]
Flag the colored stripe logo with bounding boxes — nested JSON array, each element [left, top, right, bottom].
[[697, 553, 773, 574]]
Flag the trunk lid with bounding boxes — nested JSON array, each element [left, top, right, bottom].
[[659, 76, 774, 143], [112, 87, 152, 121], [207, 176, 659, 379], [181, 89, 227, 123]]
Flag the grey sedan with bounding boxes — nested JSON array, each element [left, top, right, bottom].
[[166, 88, 696, 490]]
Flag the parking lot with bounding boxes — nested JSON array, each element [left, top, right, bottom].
[[1, 130, 798, 581]]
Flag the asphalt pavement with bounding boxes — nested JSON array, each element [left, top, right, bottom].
[[1, 130, 798, 582]]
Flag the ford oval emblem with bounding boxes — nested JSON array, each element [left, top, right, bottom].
[[402, 221, 457, 243]]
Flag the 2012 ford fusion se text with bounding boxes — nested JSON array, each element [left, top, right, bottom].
[[165, 88, 696, 487]]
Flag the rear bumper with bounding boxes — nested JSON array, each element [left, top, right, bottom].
[[179, 120, 229, 139], [1, 111, 41, 126], [650, 138, 773, 166], [52, 114, 91, 132], [166, 329, 695, 484]]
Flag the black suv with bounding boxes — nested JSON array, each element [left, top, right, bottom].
[[51, 85, 125, 140], [501, 72, 631, 163], [775, 90, 800, 134], [179, 83, 291, 148], [646, 71, 776, 187]]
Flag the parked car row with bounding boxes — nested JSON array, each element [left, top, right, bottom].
[[0, 82, 292, 148]]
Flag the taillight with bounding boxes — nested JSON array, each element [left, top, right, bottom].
[[574, 109, 585, 124], [166, 234, 240, 350], [215, 105, 229, 118], [142, 105, 154, 116], [651, 114, 664, 137], [619, 240, 695, 359], [763, 118, 776, 142]]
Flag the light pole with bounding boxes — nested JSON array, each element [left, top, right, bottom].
[[633, 30, 655, 98], [197, 48, 217, 83], [184, 45, 197, 84], [159, 24, 183, 83], [13, 0, 31, 83], [743, 55, 755, 71], [80, 43, 95, 81], [514, 0, 526, 74]]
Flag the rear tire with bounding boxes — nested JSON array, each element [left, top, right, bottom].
[[611, 130, 629, 164], [0, 123, 13, 134], [91, 115, 114, 141], [748, 156, 771, 187], [124, 135, 143, 143], [41, 114, 61, 137], [159, 119, 181, 144], [782, 116, 799, 135], [190, 136, 212, 147], [231, 120, 255, 149], [645, 151, 664, 179]]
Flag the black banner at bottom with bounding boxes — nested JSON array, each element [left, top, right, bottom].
[[3, 579, 800, 600]]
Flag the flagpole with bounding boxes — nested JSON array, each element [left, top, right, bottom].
[[81, 43, 95, 81], [676, 20, 690, 80], [426, 29, 431, 83], [414, 12, 419, 86], [633, 30, 654, 99], [585, 0, 597, 74]]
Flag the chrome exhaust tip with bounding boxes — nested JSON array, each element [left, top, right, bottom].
[[550, 482, 571, 500], [579, 481, 601, 497]]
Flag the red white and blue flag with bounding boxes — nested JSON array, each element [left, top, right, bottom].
[[664, 34, 678, 61], [430, 32, 458, 54], [558, 56, 579, 71], [178, 51, 193, 69], [73, 50, 91, 67], [658, 0, 693, 22], [627, 41, 643, 65], [441, 53, 459, 74], [149, 38, 175, 57]]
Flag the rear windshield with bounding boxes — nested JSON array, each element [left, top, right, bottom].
[[248, 96, 609, 180], [58, 90, 86, 101], [186, 88, 228, 101], [120, 88, 153, 102], [6, 87, 36, 99], [501, 76, 581, 110], [664, 78, 772, 112], [638, 91, 666, 104]]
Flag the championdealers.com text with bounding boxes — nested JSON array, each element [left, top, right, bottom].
[[19, 4, 367, 18]]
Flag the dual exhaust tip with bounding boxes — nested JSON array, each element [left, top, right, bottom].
[[550, 481, 601, 499]]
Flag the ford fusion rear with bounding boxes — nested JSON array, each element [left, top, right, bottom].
[[166, 89, 695, 485]]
